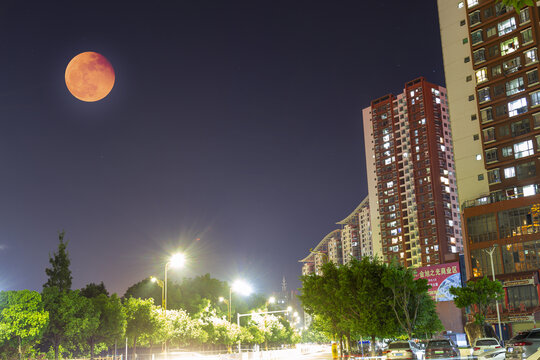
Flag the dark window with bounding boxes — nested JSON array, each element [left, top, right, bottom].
[[489, 44, 499, 57], [499, 125, 510, 138], [466, 75, 473, 82], [465, 57, 471, 63], [527, 70, 539, 85], [511, 119, 531, 137], [493, 84, 505, 97], [516, 161, 536, 180], [474, 134, 479, 140], [478, 174, 484, 181], [460, 19, 466, 26], [484, 7, 494, 18], [474, 49, 486, 63], [471, 114, 477, 121], [495, 104, 507, 117]]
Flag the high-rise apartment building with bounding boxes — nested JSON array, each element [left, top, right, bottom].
[[300, 197, 373, 274], [438, 0, 540, 334], [336, 196, 372, 263], [363, 78, 463, 267]]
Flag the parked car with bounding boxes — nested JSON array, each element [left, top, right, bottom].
[[505, 328, 540, 360], [472, 338, 504, 360], [385, 341, 418, 360], [425, 339, 460, 360], [410, 341, 426, 360]]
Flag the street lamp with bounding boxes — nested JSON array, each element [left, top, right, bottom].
[[150, 276, 165, 310], [484, 244, 503, 344], [164, 252, 185, 311]]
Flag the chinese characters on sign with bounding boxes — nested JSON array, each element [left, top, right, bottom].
[[413, 261, 461, 302]]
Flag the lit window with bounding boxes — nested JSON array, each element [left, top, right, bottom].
[[486, 26, 497, 38], [508, 97, 528, 117], [478, 87, 491, 103], [387, 181, 394, 188], [500, 37, 519, 56], [467, 0, 478, 7], [531, 91, 540, 107], [502, 146, 513, 157], [514, 140, 533, 158], [487, 168, 501, 184], [476, 154, 482, 160], [521, 28, 533, 45], [476, 68, 488, 83], [504, 167, 516, 178], [506, 77, 524, 96], [503, 57, 521, 75], [497, 17, 517, 36], [519, 8, 530, 24], [458, 1, 464, 7], [523, 185, 536, 196], [525, 48, 538, 65]]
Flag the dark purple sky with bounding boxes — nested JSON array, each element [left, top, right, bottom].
[[0, 1, 445, 296]]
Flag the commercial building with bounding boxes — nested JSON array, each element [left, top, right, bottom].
[[438, 0, 540, 335], [362, 77, 463, 268]]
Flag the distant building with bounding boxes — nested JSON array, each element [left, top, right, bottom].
[[336, 196, 372, 263], [299, 198, 372, 274], [362, 77, 463, 267], [438, 0, 540, 336]]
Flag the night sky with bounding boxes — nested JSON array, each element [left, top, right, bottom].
[[0, 1, 445, 296]]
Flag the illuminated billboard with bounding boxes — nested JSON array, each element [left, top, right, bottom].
[[413, 261, 461, 302]]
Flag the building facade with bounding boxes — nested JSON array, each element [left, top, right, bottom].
[[438, 0, 540, 335], [300, 198, 373, 274], [363, 78, 463, 268]]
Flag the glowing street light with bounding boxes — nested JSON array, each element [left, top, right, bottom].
[[268, 296, 276, 304], [164, 252, 185, 311]]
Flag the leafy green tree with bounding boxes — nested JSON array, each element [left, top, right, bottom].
[[41, 288, 95, 360], [82, 294, 126, 360], [299, 262, 348, 353], [381, 262, 437, 339], [450, 276, 504, 325], [0, 290, 49, 360], [124, 297, 159, 356], [340, 258, 402, 347], [123, 278, 162, 307], [301, 320, 330, 344], [43, 231, 72, 292], [500, 0, 534, 11], [80, 282, 109, 299]]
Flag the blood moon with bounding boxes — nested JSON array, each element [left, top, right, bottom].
[[65, 52, 115, 102]]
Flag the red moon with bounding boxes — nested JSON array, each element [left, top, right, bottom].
[[65, 52, 115, 102]]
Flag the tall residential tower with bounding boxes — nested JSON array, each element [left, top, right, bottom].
[[363, 77, 463, 267]]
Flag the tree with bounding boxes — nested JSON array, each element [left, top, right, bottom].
[[500, 0, 534, 11], [340, 258, 402, 348], [0, 290, 49, 360], [381, 262, 438, 339], [43, 231, 72, 292], [299, 262, 348, 354], [450, 276, 504, 325], [124, 297, 159, 356], [41, 288, 94, 360], [82, 294, 126, 360], [80, 282, 109, 299]]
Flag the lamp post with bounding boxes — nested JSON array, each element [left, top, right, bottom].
[[164, 253, 185, 311], [485, 245, 504, 344]]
